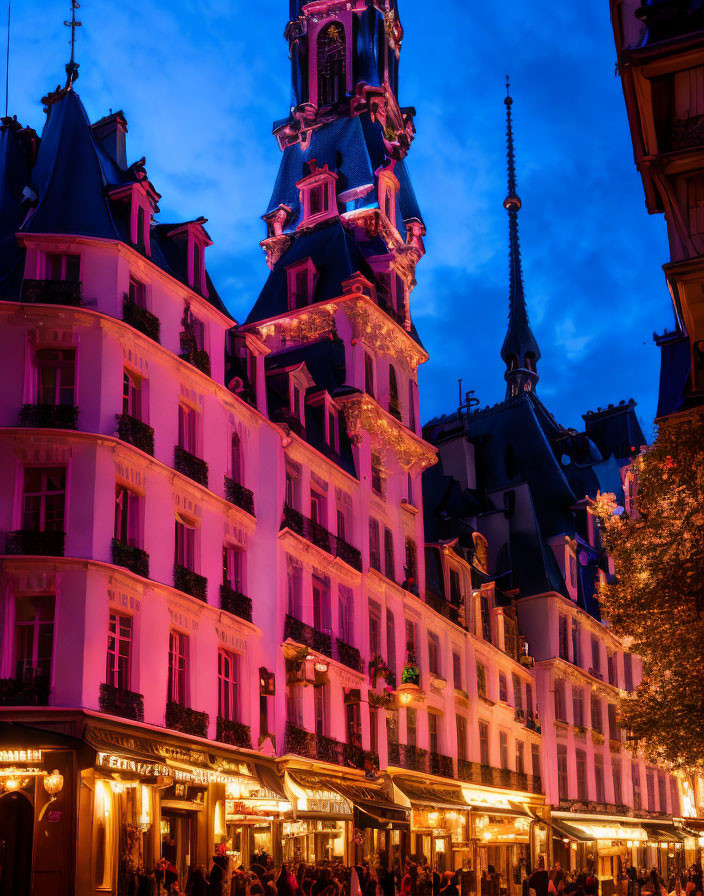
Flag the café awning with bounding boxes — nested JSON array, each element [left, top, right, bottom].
[[333, 779, 409, 830], [284, 771, 354, 820], [643, 823, 690, 843], [551, 816, 648, 843], [392, 776, 469, 809]]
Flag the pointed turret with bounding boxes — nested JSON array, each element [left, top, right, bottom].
[[500, 79, 541, 400]]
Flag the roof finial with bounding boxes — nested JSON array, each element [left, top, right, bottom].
[[64, 0, 81, 89], [500, 78, 541, 400]]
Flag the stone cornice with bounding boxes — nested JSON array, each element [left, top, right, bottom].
[[337, 393, 437, 473]]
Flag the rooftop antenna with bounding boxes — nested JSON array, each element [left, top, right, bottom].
[[4, 0, 10, 117], [64, 0, 81, 89]]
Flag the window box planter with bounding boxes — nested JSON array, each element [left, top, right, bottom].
[[399, 744, 428, 774], [174, 445, 209, 487], [220, 584, 252, 623], [224, 477, 255, 516], [116, 413, 155, 455], [5, 529, 65, 557], [22, 278, 82, 306], [216, 717, 252, 749], [179, 333, 211, 376], [122, 294, 161, 343], [284, 722, 316, 759], [0, 675, 50, 706], [165, 701, 209, 738], [20, 403, 79, 429], [99, 682, 144, 721], [429, 751, 454, 778], [174, 564, 207, 602], [112, 539, 150, 578]]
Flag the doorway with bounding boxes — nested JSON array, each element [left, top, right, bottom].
[[0, 790, 34, 896], [161, 810, 195, 889]]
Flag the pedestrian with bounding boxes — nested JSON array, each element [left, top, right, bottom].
[[529, 859, 550, 896]]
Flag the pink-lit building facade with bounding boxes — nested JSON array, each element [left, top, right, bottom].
[[0, 2, 691, 896]]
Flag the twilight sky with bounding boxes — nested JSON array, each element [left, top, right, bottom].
[[7, 1, 672, 436]]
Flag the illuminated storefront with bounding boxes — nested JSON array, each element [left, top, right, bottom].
[[283, 772, 354, 864]]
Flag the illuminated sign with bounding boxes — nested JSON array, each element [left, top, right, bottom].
[[96, 752, 252, 787], [0, 749, 42, 763]]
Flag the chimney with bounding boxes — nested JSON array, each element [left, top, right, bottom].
[[91, 110, 128, 170]]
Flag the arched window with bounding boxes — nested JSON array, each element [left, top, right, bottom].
[[317, 22, 346, 106], [231, 433, 243, 484], [364, 353, 375, 398], [388, 365, 400, 419]]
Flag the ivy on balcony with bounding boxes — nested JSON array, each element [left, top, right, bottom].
[[179, 332, 211, 377], [165, 701, 209, 738], [122, 294, 161, 343], [0, 675, 50, 706], [5, 530, 65, 557], [174, 564, 207, 602], [281, 504, 362, 571], [21, 278, 82, 306], [216, 717, 252, 749], [224, 476, 255, 516], [284, 722, 316, 759], [220, 584, 252, 623], [335, 639, 363, 673], [174, 445, 209, 487], [112, 539, 150, 578], [284, 614, 332, 657], [429, 751, 455, 779], [99, 682, 145, 721], [116, 413, 155, 456], [20, 404, 79, 429]]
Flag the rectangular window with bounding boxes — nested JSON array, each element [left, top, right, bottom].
[[480, 593, 492, 644], [371, 453, 384, 497], [670, 777, 680, 816], [336, 506, 347, 542], [456, 714, 467, 763], [624, 653, 633, 692], [174, 519, 196, 571], [137, 206, 146, 252], [449, 568, 461, 605], [428, 711, 439, 754], [406, 707, 417, 749], [557, 744, 568, 800], [526, 682, 534, 718], [554, 678, 566, 722], [364, 354, 375, 398], [572, 622, 581, 666], [47, 252, 80, 282], [516, 740, 525, 774], [346, 702, 362, 748], [576, 748, 588, 800], [178, 403, 198, 454], [22, 467, 66, 533], [594, 754, 605, 803], [658, 772, 668, 813], [338, 585, 353, 645], [405, 618, 417, 658], [314, 683, 327, 737], [218, 649, 239, 722], [369, 706, 378, 756], [168, 630, 188, 706], [591, 693, 602, 733], [591, 636, 601, 674], [558, 615, 569, 660], [14, 594, 55, 682], [326, 409, 338, 451], [427, 632, 440, 676], [192, 242, 202, 291], [646, 768, 656, 811], [607, 652, 616, 686], [607, 703, 621, 742], [369, 518, 381, 572], [476, 662, 487, 698], [310, 489, 326, 527], [223, 545, 244, 592], [384, 528, 395, 581], [531, 743, 541, 784], [499, 730, 509, 770], [632, 761, 642, 810], [114, 484, 140, 547], [312, 576, 331, 633], [287, 561, 302, 618], [286, 677, 302, 726], [368, 600, 381, 657], [309, 183, 327, 217], [479, 720, 490, 766], [499, 672, 508, 703], [453, 652, 463, 691], [122, 369, 142, 419], [35, 348, 76, 406], [290, 267, 310, 310], [512, 673, 522, 711], [613, 759, 623, 805], [572, 686, 584, 727], [386, 609, 396, 678], [106, 612, 132, 691], [129, 276, 146, 308], [404, 538, 418, 585]]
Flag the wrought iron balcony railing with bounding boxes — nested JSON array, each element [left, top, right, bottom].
[[216, 717, 252, 749], [22, 278, 82, 306], [116, 413, 155, 455], [281, 504, 362, 571], [224, 476, 255, 516], [20, 403, 79, 429], [174, 445, 209, 487], [425, 590, 462, 626], [99, 682, 145, 721], [335, 639, 363, 673], [457, 759, 543, 794], [220, 584, 253, 623], [284, 722, 374, 771], [179, 333, 211, 376], [112, 538, 150, 578], [174, 563, 207, 602], [122, 294, 161, 343], [165, 701, 209, 738], [284, 614, 332, 657], [5, 529, 65, 557], [0, 674, 50, 706]]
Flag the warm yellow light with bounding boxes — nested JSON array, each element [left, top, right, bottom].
[[483, 831, 492, 841], [139, 785, 150, 828], [96, 779, 111, 817], [226, 780, 242, 799], [43, 769, 64, 799], [399, 691, 412, 705], [571, 844, 578, 852], [428, 812, 439, 826], [214, 800, 226, 838], [4, 777, 20, 792]]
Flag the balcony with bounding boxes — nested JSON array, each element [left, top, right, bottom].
[[99, 683, 145, 721], [112, 539, 150, 578], [0, 674, 50, 706], [174, 445, 209, 487], [284, 723, 373, 771], [425, 590, 461, 626], [284, 614, 332, 657], [634, 1, 704, 47], [396, 744, 429, 773], [335, 639, 363, 673], [21, 278, 82, 306], [20, 403, 78, 429], [5, 529, 65, 557], [224, 476, 255, 516], [457, 759, 543, 795], [220, 584, 253, 623], [281, 504, 362, 571], [429, 751, 455, 778], [284, 722, 317, 759], [179, 332, 211, 377], [165, 701, 209, 738], [216, 717, 252, 749], [122, 294, 161, 343], [174, 564, 208, 602], [116, 413, 155, 456]]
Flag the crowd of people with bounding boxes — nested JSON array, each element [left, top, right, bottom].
[[126, 853, 704, 896]]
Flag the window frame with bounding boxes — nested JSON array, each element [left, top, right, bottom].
[[106, 612, 133, 691]]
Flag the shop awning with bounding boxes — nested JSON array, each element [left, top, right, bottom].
[[644, 823, 690, 843], [332, 780, 410, 830], [392, 777, 469, 809], [284, 771, 354, 820], [551, 817, 648, 843]]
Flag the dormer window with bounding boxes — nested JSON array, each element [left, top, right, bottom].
[[316, 22, 346, 107], [297, 161, 338, 226], [326, 408, 339, 452], [377, 167, 400, 229], [307, 391, 340, 454], [109, 180, 159, 257], [164, 218, 212, 297], [287, 259, 317, 310], [46, 253, 80, 283]]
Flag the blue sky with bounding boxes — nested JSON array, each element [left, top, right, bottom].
[[7, 0, 672, 435]]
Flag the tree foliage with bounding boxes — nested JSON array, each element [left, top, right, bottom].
[[592, 411, 704, 772]]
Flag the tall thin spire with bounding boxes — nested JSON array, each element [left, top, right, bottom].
[[64, 0, 81, 89], [500, 77, 541, 400]]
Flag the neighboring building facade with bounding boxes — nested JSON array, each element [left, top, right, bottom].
[[423, 86, 688, 881]]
